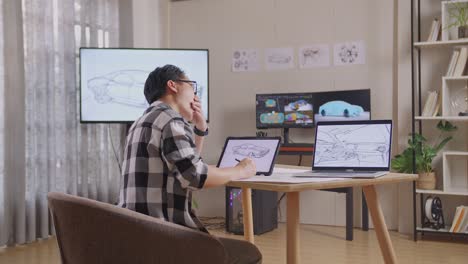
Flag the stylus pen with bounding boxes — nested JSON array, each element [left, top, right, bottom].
[[235, 158, 241, 162]]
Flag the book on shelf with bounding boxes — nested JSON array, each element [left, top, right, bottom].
[[432, 92, 441, 117], [427, 18, 440, 42], [450, 205, 468, 233], [422, 90, 439, 116], [453, 47, 468, 76], [446, 50, 460, 76]]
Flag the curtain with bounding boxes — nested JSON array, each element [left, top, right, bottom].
[[0, 0, 123, 246], [0, 0, 5, 246]]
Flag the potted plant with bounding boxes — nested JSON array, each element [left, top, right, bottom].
[[446, 2, 468, 39], [391, 121, 457, 189]]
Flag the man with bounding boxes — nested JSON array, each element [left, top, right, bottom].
[[118, 65, 261, 263]]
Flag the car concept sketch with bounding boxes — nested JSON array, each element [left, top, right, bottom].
[[267, 54, 292, 64], [87, 70, 149, 108], [232, 144, 270, 158], [319, 101, 364, 117], [315, 127, 390, 166]]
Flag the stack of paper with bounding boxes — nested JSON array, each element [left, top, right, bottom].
[[237, 167, 346, 183]]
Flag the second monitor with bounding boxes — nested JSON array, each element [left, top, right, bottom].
[[256, 89, 371, 129]]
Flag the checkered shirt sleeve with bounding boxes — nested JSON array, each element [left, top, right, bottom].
[[161, 117, 208, 191]]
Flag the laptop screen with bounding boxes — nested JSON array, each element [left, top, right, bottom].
[[312, 120, 392, 171]]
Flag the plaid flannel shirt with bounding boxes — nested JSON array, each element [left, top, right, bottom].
[[117, 101, 208, 232]]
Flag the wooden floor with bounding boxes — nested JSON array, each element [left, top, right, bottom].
[[0, 224, 467, 264]]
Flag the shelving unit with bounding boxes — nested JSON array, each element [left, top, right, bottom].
[[411, 0, 468, 241], [414, 39, 468, 48], [416, 226, 468, 235]]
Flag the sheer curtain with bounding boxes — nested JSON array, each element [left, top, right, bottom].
[[0, 0, 123, 246], [0, 0, 5, 246]]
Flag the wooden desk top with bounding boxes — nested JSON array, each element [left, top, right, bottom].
[[227, 165, 418, 192]]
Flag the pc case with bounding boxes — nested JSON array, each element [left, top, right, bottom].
[[225, 187, 278, 235]]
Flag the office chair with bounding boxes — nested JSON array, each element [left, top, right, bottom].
[[48, 192, 261, 264]]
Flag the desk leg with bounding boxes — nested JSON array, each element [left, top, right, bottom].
[[287, 192, 300, 264], [362, 185, 397, 264], [242, 187, 254, 244]]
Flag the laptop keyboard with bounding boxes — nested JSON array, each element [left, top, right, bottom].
[[293, 171, 388, 178]]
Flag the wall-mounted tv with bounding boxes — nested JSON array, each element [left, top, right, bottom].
[[80, 48, 209, 123], [256, 89, 370, 129]]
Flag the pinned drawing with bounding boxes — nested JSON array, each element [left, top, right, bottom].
[[333, 41, 366, 66], [232, 49, 260, 72], [265, 48, 294, 70], [87, 70, 149, 108], [299, 45, 330, 68]]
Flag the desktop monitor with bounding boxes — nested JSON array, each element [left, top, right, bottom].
[[255, 89, 371, 129], [312, 89, 371, 124], [256, 93, 314, 128], [79, 48, 209, 123]]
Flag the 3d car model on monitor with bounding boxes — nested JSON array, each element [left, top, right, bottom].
[[319, 100, 364, 117]]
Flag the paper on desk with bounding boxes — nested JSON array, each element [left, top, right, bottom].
[[237, 175, 346, 183], [272, 167, 309, 174], [237, 167, 346, 183]]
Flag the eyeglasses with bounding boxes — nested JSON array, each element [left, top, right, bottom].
[[174, 79, 198, 95]]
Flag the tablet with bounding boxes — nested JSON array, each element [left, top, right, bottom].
[[217, 137, 281, 176]]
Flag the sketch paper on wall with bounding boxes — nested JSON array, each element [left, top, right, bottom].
[[232, 49, 260, 72], [333, 41, 366, 66], [299, 45, 330, 68], [265, 48, 294, 70]]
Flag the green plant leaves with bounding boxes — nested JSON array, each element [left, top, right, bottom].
[[437, 121, 457, 132], [390, 122, 457, 174], [447, 2, 468, 28]]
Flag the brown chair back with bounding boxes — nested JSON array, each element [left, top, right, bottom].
[[48, 192, 227, 264]]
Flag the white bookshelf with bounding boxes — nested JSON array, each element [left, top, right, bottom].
[[415, 116, 468, 121], [416, 188, 468, 196], [442, 0, 468, 41], [444, 76, 468, 80], [443, 151, 468, 195], [414, 39, 468, 49], [442, 77, 468, 116], [412, 0, 468, 240], [416, 226, 468, 234]]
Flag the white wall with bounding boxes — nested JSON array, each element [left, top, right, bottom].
[[165, 0, 403, 230], [132, 0, 169, 48]]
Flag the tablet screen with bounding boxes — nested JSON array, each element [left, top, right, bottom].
[[217, 137, 281, 175]]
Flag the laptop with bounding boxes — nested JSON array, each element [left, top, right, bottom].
[[294, 120, 392, 178], [217, 137, 282, 176]]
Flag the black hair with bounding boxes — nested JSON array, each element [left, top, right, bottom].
[[144, 64, 185, 104]]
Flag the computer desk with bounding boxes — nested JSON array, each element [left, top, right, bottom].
[[278, 144, 369, 240], [227, 165, 418, 264]]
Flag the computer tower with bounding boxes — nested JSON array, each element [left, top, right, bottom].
[[225, 187, 278, 235]]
